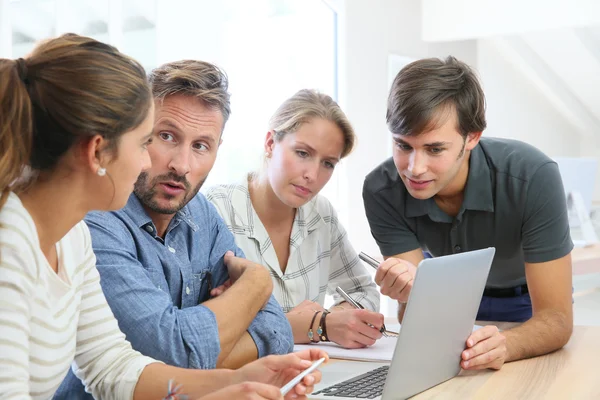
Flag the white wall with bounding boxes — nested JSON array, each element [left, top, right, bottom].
[[477, 40, 582, 157], [476, 39, 600, 201], [422, 0, 600, 42], [0, 0, 11, 57]]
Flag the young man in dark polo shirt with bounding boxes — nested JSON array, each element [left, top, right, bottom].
[[363, 56, 573, 371]]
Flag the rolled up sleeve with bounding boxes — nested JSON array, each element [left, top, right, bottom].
[[86, 213, 221, 369], [247, 295, 294, 356], [208, 205, 294, 357]]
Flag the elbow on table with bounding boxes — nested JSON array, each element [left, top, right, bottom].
[[553, 310, 574, 351], [558, 321, 574, 349]]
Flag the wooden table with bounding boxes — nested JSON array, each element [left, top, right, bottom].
[[313, 323, 600, 399]]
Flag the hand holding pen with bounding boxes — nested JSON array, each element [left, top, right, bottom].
[[335, 286, 396, 338], [359, 251, 417, 305], [323, 303, 386, 348]]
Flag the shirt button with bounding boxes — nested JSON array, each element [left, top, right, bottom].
[[168, 246, 176, 253], [454, 245, 461, 252], [145, 225, 153, 233], [186, 286, 190, 295]]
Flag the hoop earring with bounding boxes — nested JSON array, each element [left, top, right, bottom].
[[97, 167, 106, 177]]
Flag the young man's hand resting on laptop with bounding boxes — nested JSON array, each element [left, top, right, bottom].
[[461, 325, 507, 370]]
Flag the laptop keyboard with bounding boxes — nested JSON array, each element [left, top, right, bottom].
[[312, 365, 389, 398]]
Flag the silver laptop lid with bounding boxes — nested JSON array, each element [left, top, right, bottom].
[[381, 247, 495, 400]]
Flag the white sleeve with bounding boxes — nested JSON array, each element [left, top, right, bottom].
[[71, 224, 160, 400], [0, 230, 36, 400]]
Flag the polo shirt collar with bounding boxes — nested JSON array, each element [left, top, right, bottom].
[[405, 193, 432, 218], [462, 144, 495, 213]]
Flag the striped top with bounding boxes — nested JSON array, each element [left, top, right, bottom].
[[205, 181, 380, 313], [0, 193, 158, 400]]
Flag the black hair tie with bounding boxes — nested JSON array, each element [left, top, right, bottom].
[[15, 58, 29, 83]]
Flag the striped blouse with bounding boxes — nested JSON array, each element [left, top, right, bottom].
[[205, 181, 380, 313], [0, 193, 157, 400]]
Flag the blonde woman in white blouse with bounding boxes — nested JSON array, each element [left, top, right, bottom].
[[206, 89, 383, 349], [0, 34, 324, 400]]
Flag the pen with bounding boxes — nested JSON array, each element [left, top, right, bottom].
[[280, 357, 326, 396], [335, 286, 364, 310], [359, 251, 380, 270], [335, 286, 388, 337]]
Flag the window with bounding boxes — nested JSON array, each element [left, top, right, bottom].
[[4, 0, 339, 208]]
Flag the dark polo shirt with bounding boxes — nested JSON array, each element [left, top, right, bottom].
[[363, 137, 573, 289]]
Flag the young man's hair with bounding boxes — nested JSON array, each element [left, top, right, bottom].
[[386, 56, 486, 139]]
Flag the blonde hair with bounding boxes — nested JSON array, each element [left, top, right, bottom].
[[268, 89, 355, 158]]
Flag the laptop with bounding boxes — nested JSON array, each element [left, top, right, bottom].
[[310, 247, 495, 400]]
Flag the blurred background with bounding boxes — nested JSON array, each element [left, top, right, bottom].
[[2, 0, 599, 319]]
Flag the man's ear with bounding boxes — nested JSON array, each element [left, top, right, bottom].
[[83, 134, 110, 174], [465, 131, 482, 151]]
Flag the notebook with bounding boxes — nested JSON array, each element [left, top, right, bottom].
[[294, 324, 483, 362]]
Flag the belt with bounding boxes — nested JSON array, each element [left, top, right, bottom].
[[483, 284, 529, 298]]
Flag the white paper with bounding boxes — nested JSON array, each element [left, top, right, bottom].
[[294, 336, 398, 362], [293, 325, 483, 362]]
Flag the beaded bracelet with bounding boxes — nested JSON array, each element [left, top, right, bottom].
[[307, 310, 321, 342], [318, 310, 330, 342]]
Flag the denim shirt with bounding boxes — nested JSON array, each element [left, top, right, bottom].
[[55, 193, 293, 399]]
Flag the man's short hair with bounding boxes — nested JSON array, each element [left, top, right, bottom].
[[386, 56, 486, 139], [149, 60, 231, 126]]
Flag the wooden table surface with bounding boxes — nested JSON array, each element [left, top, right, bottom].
[[312, 322, 600, 399], [412, 324, 600, 399]]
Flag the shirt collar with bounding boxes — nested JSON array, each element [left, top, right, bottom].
[[123, 193, 199, 236], [404, 143, 494, 220], [462, 144, 494, 213], [240, 184, 324, 251], [294, 198, 325, 236]]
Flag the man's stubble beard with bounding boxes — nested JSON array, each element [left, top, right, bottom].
[[134, 171, 205, 214]]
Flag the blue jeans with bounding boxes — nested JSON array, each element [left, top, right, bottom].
[[476, 293, 532, 322]]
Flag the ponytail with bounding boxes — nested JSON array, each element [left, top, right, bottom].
[[0, 59, 33, 209]]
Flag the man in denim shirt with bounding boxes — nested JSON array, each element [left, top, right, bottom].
[[56, 60, 293, 399]]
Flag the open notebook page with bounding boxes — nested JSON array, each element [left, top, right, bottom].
[[293, 324, 483, 362]]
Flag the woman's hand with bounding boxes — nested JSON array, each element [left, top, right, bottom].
[[286, 301, 327, 343], [326, 309, 385, 348], [235, 348, 329, 399]]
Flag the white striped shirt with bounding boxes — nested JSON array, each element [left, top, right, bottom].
[[0, 193, 157, 400], [205, 181, 380, 313]]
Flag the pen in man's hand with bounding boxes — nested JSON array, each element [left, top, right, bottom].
[[359, 252, 380, 270]]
